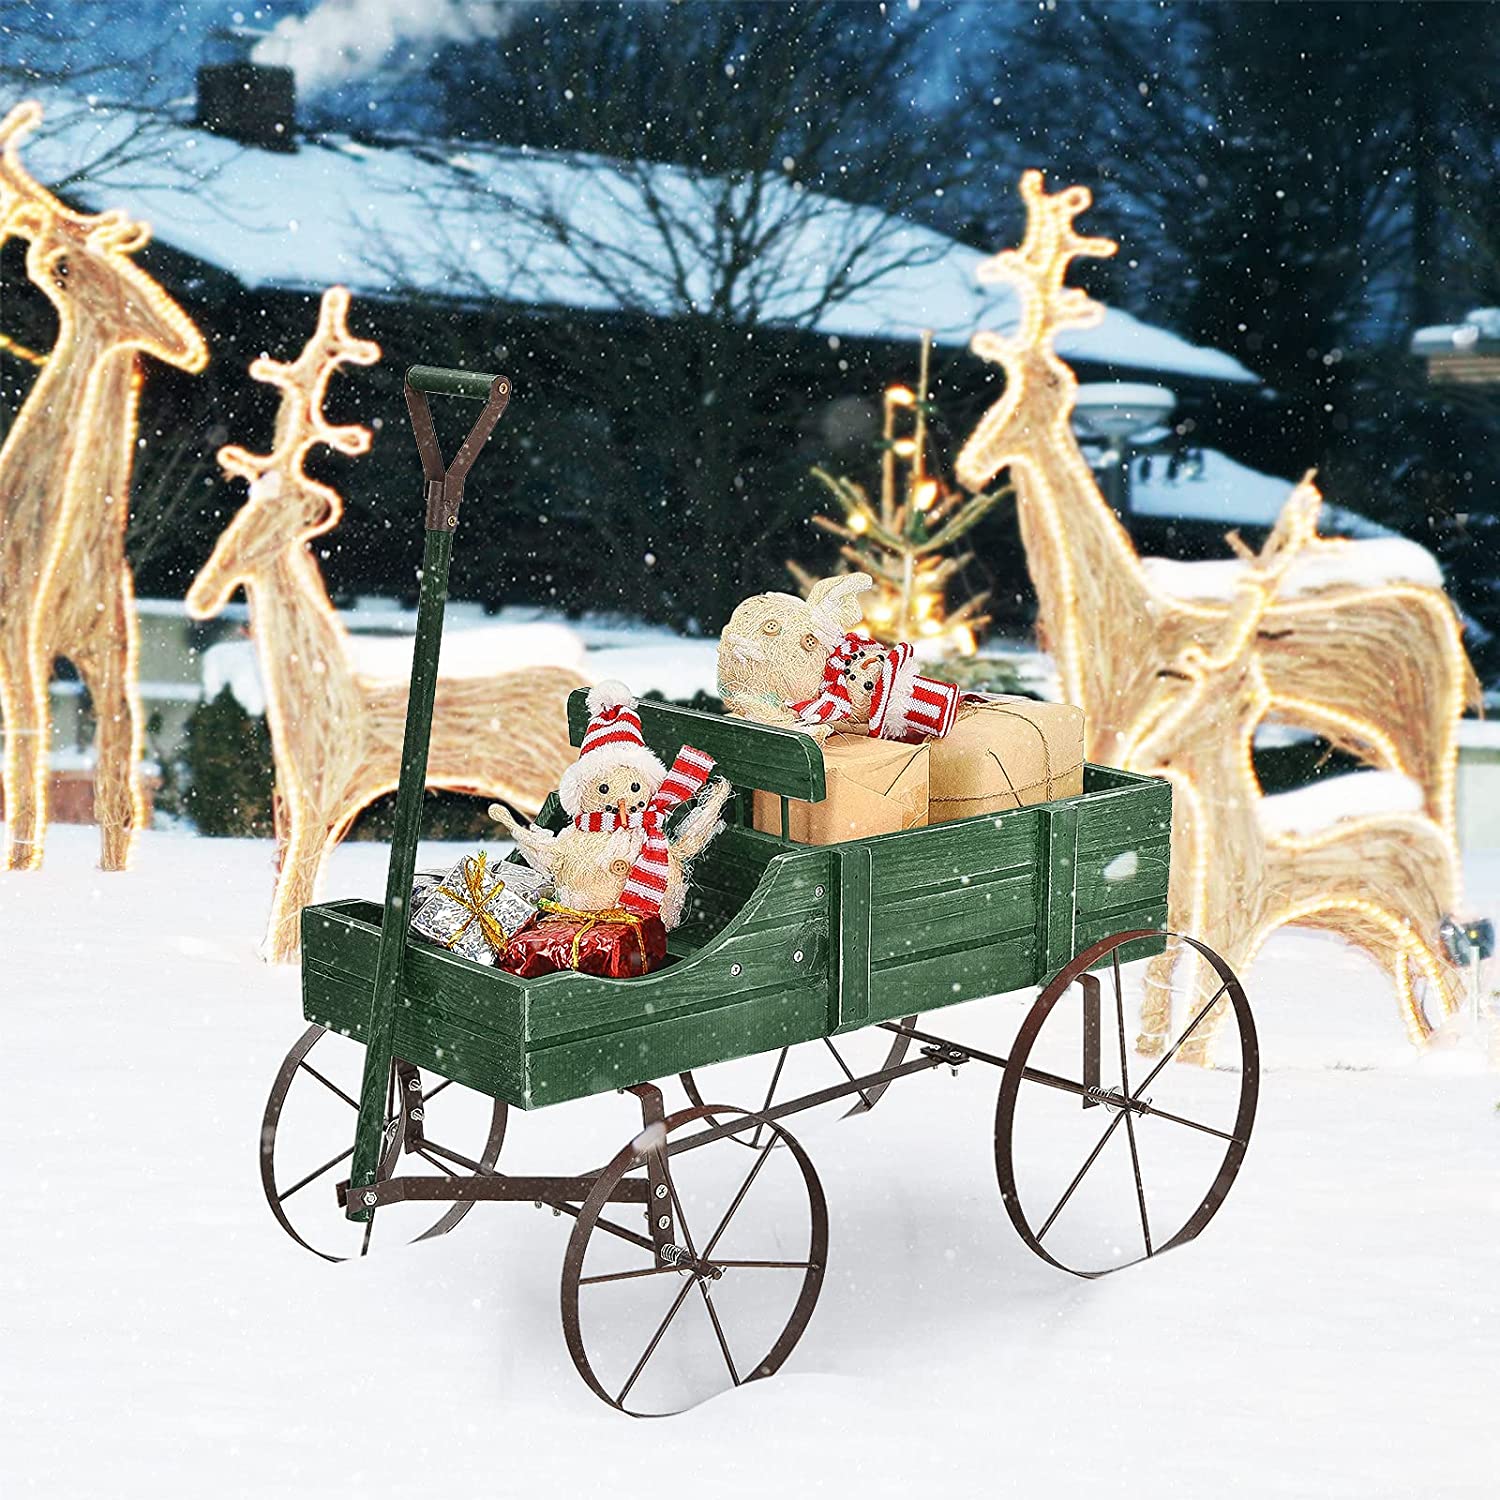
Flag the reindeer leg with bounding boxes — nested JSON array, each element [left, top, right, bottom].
[[1, 633, 50, 871], [75, 602, 143, 870], [262, 797, 330, 962]]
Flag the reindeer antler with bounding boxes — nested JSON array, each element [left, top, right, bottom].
[[971, 171, 1118, 363], [217, 286, 381, 492]]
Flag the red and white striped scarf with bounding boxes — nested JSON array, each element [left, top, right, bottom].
[[790, 635, 965, 743], [790, 631, 880, 725], [572, 745, 716, 917]]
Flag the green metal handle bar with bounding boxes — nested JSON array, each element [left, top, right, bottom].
[[346, 369, 513, 1222], [406, 364, 507, 401]]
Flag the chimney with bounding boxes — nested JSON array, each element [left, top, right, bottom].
[[196, 28, 296, 153]]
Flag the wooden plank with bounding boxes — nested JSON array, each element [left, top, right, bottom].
[[868, 931, 1039, 1020], [833, 843, 873, 1032], [1074, 834, 1171, 920], [867, 809, 1038, 900], [567, 689, 826, 802], [304, 962, 527, 1105], [1037, 802, 1080, 977], [869, 867, 1035, 966], [527, 983, 828, 1108], [1075, 777, 1173, 853]]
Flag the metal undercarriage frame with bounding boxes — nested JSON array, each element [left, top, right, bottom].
[[340, 1006, 1226, 1219]]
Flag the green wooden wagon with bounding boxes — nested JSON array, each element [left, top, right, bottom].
[[262, 369, 1260, 1416]]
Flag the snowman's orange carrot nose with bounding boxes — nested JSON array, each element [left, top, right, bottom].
[[617, 797, 629, 821]]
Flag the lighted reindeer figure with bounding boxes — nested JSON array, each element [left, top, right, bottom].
[[1131, 500, 1463, 1063], [0, 100, 208, 870], [954, 170, 1476, 842], [186, 287, 588, 960]]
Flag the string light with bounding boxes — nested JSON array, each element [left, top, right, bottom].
[[0, 100, 208, 872], [185, 286, 587, 960], [0, 329, 46, 366], [954, 170, 1468, 1055]]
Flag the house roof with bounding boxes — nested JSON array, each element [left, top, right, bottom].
[[5, 88, 1258, 386]]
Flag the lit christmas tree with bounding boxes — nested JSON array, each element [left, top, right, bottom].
[[789, 332, 1008, 656]]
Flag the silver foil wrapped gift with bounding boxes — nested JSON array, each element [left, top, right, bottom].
[[409, 851, 552, 965]]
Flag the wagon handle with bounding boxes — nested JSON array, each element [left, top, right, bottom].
[[404, 367, 511, 530], [346, 367, 512, 1222]]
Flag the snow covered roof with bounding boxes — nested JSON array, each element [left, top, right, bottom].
[[5, 88, 1258, 385], [1129, 448, 1398, 538]]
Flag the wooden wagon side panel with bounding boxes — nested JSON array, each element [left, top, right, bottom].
[[301, 900, 529, 1103], [853, 810, 1043, 1030], [520, 845, 836, 1108], [1071, 766, 1172, 966]]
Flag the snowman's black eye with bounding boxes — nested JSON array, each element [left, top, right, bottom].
[[863, 680, 874, 691], [630, 782, 640, 793], [598, 783, 610, 795]]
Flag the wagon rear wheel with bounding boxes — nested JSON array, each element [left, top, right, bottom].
[[261, 1025, 507, 1262], [995, 931, 1258, 1278], [561, 1104, 827, 1416], [679, 1015, 917, 1139]]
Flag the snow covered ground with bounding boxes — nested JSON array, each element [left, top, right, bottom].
[[3, 827, 1497, 1498]]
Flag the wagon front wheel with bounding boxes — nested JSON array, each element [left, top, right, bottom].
[[561, 1104, 828, 1416], [995, 930, 1258, 1278], [261, 1025, 507, 1262]]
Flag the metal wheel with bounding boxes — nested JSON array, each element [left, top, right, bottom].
[[260, 1024, 507, 1263], [561, 1104, 828, 1416], [995, 930, 1258, 1279], [679, 1015, 918, 1138]]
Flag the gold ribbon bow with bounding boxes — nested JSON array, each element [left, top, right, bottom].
[[439, 852, 512, 958], [538, 899, 648, 971]]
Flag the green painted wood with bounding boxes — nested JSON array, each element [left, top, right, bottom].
[[349, 526, 454, 1213], [870, 867, 1035, 966], [868, 810, 1039, 901], [870, 931, 1040, 1019], [405, 364, 505, 401], [832, 844, 873, 1032], [1038, 803, 1081, 975], [1074, 835, 1171, 921], [566, 689, 826, 802], [525, 982, 829, 1108], [300, 760, 1176, 1113]]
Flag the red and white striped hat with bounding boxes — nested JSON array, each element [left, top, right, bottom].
[[558, 681, 667, 816], [869, 643, 961, 743]]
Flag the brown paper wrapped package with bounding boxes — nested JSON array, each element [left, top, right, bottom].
[[928, 697, 1084, 823], [754, 733, 928, 844]]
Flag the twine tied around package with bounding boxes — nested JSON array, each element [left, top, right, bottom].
[[437, 852, 513, 957], [537, 899, 649, 971]]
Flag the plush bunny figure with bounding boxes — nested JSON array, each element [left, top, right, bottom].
[[716, 572, 874, 728]]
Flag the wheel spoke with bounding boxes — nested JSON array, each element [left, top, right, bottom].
[[703, 1136, 779, 1260], [1138, 1101, 1244, 1144], [617, 1276, 696, 1407], [698, 1282, 741, 1386], [1132, 981, 1230, 1100], [712, 1259, 818, 1271], [423, 1078, 454, 1104], [579, 1264, 684, 1288], [1112, 953, 1152, 1256], [1037, 1109, 1128, 1242], [822, 1038, 875, 1112], [277, 1144, 354, 1204], [414, 1148, 458, 1177], [298, 1061, 359, 1110], [359, 1210, 376, 1257]]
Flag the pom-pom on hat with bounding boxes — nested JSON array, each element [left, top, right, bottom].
[[558, 681, 667, 816]]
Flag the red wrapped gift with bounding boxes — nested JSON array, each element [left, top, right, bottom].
[[496, 904, 667, 979]]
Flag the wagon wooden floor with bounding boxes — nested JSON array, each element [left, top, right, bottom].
[[3, 827, 1495, 1499]]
